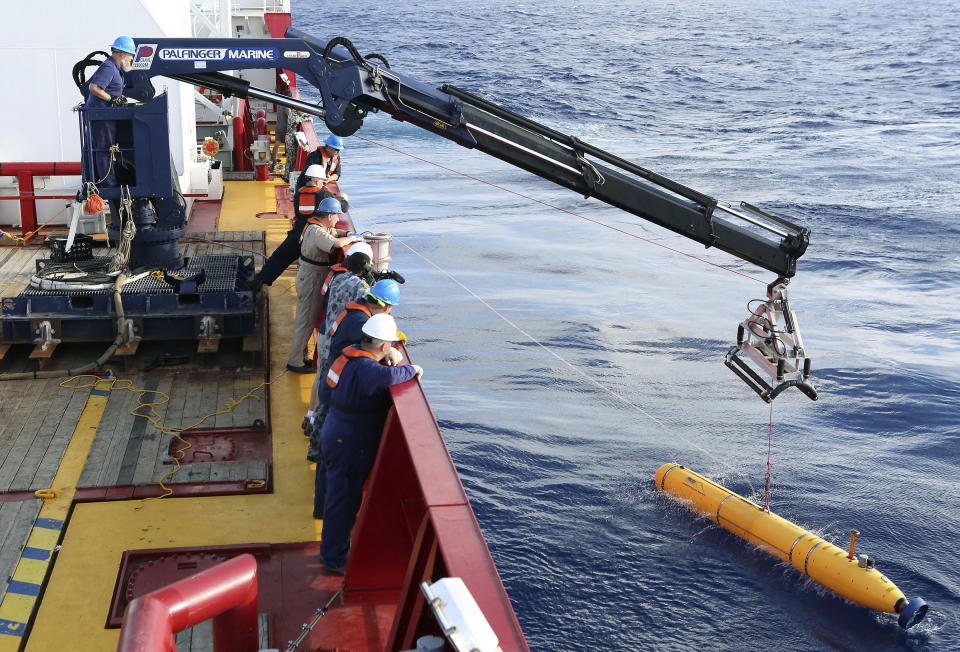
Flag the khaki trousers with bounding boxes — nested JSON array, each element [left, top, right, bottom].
[[287, 260, 329, 366]]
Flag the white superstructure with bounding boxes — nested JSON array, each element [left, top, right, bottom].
[[0, 0, 289, 228]]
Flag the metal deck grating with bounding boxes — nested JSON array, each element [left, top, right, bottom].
[[20, 255, 249, 296]]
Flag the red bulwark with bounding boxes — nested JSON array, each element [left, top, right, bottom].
[[109, 360, 528, 650], [348, 365, 530, 650]]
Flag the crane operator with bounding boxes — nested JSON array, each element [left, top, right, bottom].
[[84, 36, 136, 187]]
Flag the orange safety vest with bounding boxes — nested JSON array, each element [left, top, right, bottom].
[[296, 185, 322, 218], [300, 214, 334, 247], [319, 149, 339, 178], [326, 345, 379, 388], [318, 149, 341, 196], [321, 264, 348, 296], [316, 264, 349, 331], [329, 301, 372, 337]]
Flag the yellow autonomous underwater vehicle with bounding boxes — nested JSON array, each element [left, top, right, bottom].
[[655, 463, 928, 629]]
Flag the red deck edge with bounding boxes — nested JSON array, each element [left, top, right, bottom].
[[0, 491, 43, 503], [345, 368, 530, 650], [72, 481, 269, 502]]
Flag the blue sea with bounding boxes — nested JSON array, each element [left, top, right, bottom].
[[295, 1, 959, 649]]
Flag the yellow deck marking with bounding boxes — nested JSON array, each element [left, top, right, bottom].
[[0, 381, 109, 650], [22, 529, 58, 552], [26, 182, 324, 651]]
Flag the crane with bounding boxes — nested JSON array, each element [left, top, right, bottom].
[[100, 30, 817, 401]]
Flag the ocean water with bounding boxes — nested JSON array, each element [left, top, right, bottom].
[[294, 1, 959, 649]]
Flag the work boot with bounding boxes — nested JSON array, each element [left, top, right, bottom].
[[286, 362, 313, 374]]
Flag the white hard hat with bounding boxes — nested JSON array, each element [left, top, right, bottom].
[[304, 164, 324, 179], [345, 241, 373, 259], [362, 313, 399, 342]]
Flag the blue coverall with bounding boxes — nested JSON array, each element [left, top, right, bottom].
[[318, 355, 417, 569], [85, 58, 125, 187], [312, 305, 370, 517]]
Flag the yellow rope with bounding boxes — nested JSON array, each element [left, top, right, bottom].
[[1, 204, 71, 246], [90, 144, 122, 189], [59, 370, 286, 503]]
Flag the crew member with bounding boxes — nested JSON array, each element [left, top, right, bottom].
[[318, 313, 422, 573], [251, 147, 350, 290], [286, 180, 357, 373], [281, 106, 305, 183], [296, 135, 344, 203], [85, 36, 136, 187], [312, 279, 401, 519], [306, 243, 373, 461], [270, 83, 292, 167]]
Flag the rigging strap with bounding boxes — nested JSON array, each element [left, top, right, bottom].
[[764, 401, 773, 511]]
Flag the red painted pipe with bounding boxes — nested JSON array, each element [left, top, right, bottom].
[[116, 553, 259, 652], [0, 162, 81, 233], [0, 162, 82, 176], [0, 195, 75, 201]]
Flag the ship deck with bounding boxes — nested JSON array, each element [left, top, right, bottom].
[[0, 180, 396, 650]]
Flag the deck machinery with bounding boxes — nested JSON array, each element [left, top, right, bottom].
[[0, 90, 256, 350], [3, 29, 814, 402]]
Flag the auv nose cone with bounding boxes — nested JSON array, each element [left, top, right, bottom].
[[898, 597, 928, 630]]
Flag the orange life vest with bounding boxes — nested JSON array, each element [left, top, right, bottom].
[[321, 264, 348, 296], [300, 213, 333, 248], [316, 264, 349, 330], [296, 185, 322, 218], [319, 148, 339, 178], [329, 301, 372, 337], [326, 345, 379, 388]]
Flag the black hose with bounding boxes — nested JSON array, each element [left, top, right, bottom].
[[33, 258, 119, 287], [0, 273, 127, 381], [72, 51, 109, 96], [364, 53, 391, 69], [322, 37, 373, 73]]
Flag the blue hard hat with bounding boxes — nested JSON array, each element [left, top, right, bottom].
[[111, 36, 136, 55], [324, 134, 344, 151], [368, 279, 400, 306], [318, 197, 343, 214]]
